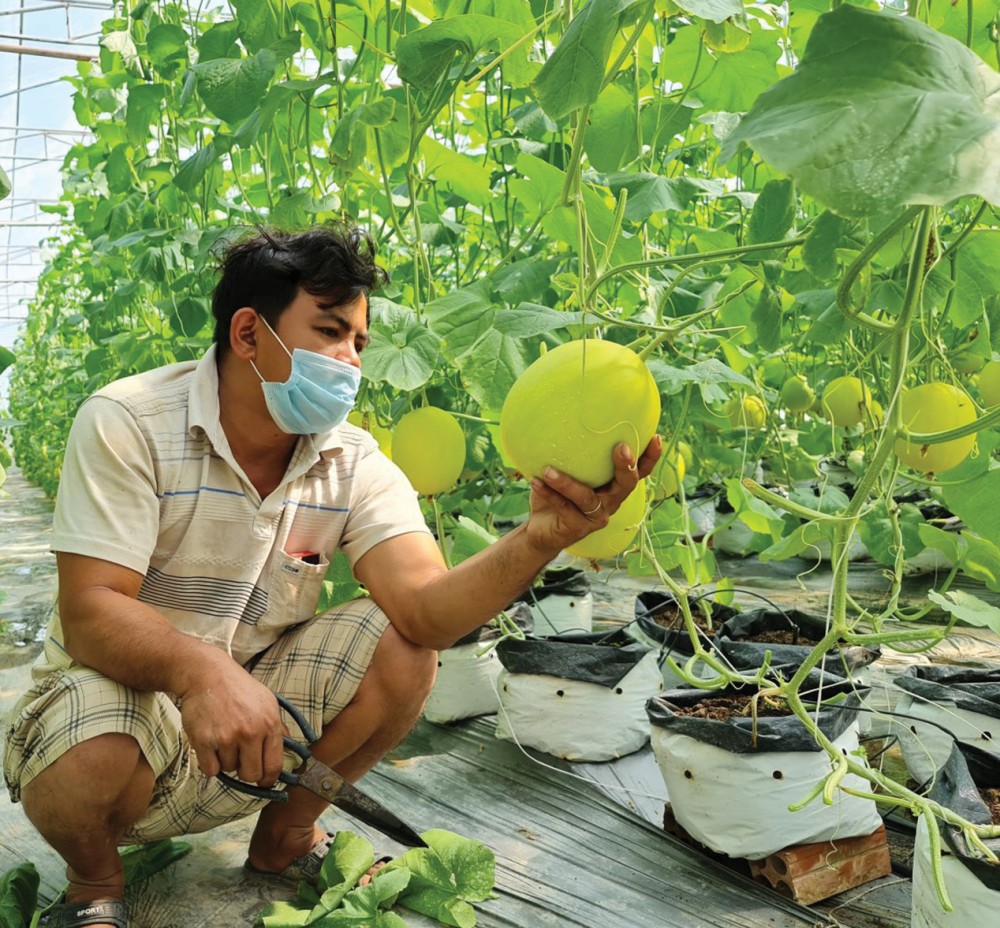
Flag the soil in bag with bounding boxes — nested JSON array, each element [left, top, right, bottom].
[[634, 590, 737, 658]]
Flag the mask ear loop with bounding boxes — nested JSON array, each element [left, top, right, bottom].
[[250, 314, 293, 383]]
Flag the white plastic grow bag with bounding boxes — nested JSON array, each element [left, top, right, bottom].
[[852, 648, 932, 738], [494, 650, 662, 762], [423, 643, 503, 724], [650, 719, 882, 859], [912, 813, 999, 928], [524, 591, 593, 636], [893, 693, 999, 786]]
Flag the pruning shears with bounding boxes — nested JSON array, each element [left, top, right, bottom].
[[217, 693, 426, 848]]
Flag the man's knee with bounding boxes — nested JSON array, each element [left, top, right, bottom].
[[21, 733, 154, 826]]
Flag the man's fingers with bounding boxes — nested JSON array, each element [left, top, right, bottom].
[[637, 434, 663, 479], [536, 469, 608, 523], [260, 729, 285, 787], [193, 742, 222, 778]]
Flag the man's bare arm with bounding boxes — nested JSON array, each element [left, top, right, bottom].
[[355, 437, 662, 650], [57, 552, 285, 785]]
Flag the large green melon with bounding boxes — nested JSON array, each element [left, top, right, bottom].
[[499, 339, 661, 488]]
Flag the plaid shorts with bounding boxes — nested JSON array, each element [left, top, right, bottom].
[[2, 598, 389, 843]]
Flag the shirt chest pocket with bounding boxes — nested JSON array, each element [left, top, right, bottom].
[[260, 550, 330, 631]]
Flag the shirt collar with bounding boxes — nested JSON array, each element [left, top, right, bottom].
[[187, 344, 346, 457]]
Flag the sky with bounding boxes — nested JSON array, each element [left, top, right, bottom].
[[0, 0, 110, 402]]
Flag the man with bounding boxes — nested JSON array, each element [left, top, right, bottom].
[[3, 225, 661, 928]]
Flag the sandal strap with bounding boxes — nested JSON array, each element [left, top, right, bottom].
[[52, 900, 128, 928]]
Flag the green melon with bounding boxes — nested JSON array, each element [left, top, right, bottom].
[[499, 340, 661, 488]]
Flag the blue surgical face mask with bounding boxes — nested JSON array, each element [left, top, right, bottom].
[[250, 316, 361, 435]]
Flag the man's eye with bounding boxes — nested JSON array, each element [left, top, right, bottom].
[[318, 327, 339, 338]]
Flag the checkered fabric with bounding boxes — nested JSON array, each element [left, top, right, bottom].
[[3, 598, 388, 842]]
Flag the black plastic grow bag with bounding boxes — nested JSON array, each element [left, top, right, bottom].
[[495, 628, 651, 688], [894, 666, 1000, 723], [929, 742, 1000, 891], [646, 677, 865, 754], [715, 608, 880, 675], [633, 590, 738, 660]]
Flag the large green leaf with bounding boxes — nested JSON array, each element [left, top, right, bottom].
[[0, 346, 14, 375], [531, 0, 620, 120], [0, 862, 38, 928], [363, 322, 443, 391], [929, 0, 1000, 71], [232, 0, 280, 53], [396, 16, 523, 95], [424, 282, 497, 361], [195, 50, 277, 123], [584, 83, 638, 171], [942, 469, 1000, 541], [146, 23, 188, 67], [125, 83, 167, 145], [720, 6, 1000, 217], [946, 230, 1000, 328], [0, 164, 11, 202], [928, 589, 1000, 634], [746, 179, 795, 246], [420, 137, 493, 206]]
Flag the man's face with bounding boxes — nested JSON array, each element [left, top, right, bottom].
[[256, 289, 369, 383]]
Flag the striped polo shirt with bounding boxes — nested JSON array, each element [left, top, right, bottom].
[[39, 344, 430, 672]]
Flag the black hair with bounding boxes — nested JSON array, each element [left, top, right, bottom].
[[211, 223, 389, 352]]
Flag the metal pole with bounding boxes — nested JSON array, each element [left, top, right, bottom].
[[0, 41, 96, 61]]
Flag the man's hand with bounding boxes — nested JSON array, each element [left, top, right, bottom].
[[524, 435, 663, 556], [179, 662, 287, 787]]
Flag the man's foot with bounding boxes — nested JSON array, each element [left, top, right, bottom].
[[46, 898, 127, 928], [245, 825, 390, 887]]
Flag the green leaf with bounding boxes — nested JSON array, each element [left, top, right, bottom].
[[720, 6, 1000, 217], [258, 899, 312, 928], [0, 862, 39, 928], [173, 141, 223, 192], [421, 830, 496, 903], [101, 30, 139, 70], [125, 83, 166, 145], [317, 550, 365, 612], [330, 98, 396, 172], [746, 179, 795, 247], [929, 0, 1000, 72], [121, 839, 191, 885], [195, 50, 277, 123], [458, 328, 532, 412], [489, 258, 561, 304], [420, 137, 493, 206], [584, 83, 638, 171], [941, 470, 1000, 542], [147, 23, 188, 66], [232, 0, 280, 53], [363, 323, 443, 391], [639, 99, 693, 154], [424, 283, 497, 361], [855, 501, 926, 568], [665, 23, 781, 114], [647, 357, 754, 403], [314, 869, 412, 927], [723, 477, 784, 539], [671, 0, 742, 23], [447, 516, 498, 565], [492, 305, 582, 337], [605, 173, 710, 221], [385, 849, 475, 927], [531, 0, 620, 120], [948, 231, 1000, 328], [802, 211, 847, 281], [0, 346, 14, 375], [396, 16, 523, 95], [958, 533, 1000, 592], [928, 589, 1000, 634], [197, 20, 240, 60], [918, 523, 965, 564], [317, 832, 377, 894]]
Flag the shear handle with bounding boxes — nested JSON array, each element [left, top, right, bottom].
[[216, 733, 312, 802]]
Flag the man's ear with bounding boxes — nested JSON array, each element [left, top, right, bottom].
[[230, 307, 258, 360]]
